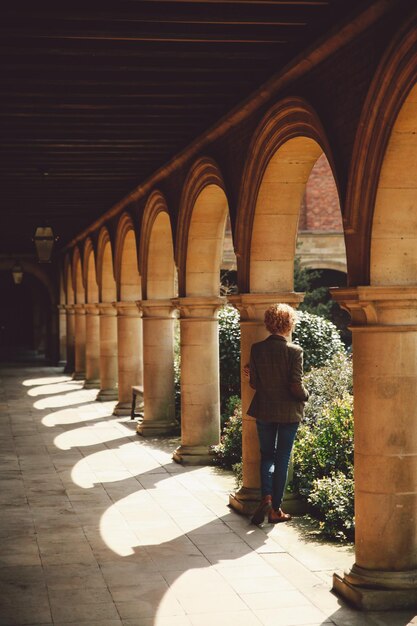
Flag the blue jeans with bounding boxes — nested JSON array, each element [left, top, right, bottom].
[[256, 420, 299, 509]]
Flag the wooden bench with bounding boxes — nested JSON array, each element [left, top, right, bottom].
[[130, 385, 144, 420]]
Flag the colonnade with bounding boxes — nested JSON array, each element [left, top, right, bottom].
[[58, 15, 417, 609]]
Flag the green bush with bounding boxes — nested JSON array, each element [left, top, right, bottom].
[[303, 352, 352, 426], [309, 471, 355, 542], [221, 394, 241, 429], [293, 396, 353, 496], [213, 402, 242, 469], [292, 310, 345, 371], [218, 305, 241, 410]]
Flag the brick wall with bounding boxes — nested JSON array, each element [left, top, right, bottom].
[[299, 154, 343, 231]]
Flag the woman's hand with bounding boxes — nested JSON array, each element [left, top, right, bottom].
[[243, 363, 250, 379]]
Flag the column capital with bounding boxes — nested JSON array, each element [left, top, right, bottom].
[[98, 302, 117, 317], [172, 296, 225, 319], [85, 303, 100, 316], [228, 292, 304, 321], [65, 304, 75, 314], [113, 301, 142, 317], [57, 304, 66, 312], [73, 303, 86, 315], [330, 286, 417, 329], [138, 299, 177, 319]]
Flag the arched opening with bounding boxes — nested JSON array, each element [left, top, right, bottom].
[[295, 152, 349, 344], [119, 230, 141, 301], [85, 247, 98, 304], [250, 136, 323, 292], [100, 241, 117, 303], [371, 82, 417, 285], [186, 184, 229, 297], [74, 255, 85, 305], [147, 211, 176, 300]]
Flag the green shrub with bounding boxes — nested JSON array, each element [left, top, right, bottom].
[[292, 310, 344, 372], [303, 352, 352, 426], [308, 471, 355, 542], [213, 402, 242, 468], [221, 394, 241, 429], [218, 305, 241, 410], [293, 396, 353, 496]]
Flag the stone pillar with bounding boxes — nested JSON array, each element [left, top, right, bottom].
[[97, 303, 118, 401], [64, 304, 75, 375], [73, 304, 86, 380], [228, 293, 303, 516], [113, 302, 143, 416], [58, 304, 67, 367], [136, 300, 177, 436], [172, 296, 225, 465], [84, 304, 100, 389], [331, 286, 417, 610]]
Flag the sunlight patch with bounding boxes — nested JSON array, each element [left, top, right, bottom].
[[42, 402, 114, 427], [34, 388, 98, 409], [54, 419, 132, 450], [28, 382, 83, 397], [23, 376, 72, 387]]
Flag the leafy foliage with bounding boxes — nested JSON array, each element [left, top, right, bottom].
[[213, 401, 242, 468], [292, 310, 344, 371], [303, 352, 352, 426], [309, 471, 355, 541], [294, 257, 333, 319], [293, 396, 353, 496], [218, 305, 241, 410]]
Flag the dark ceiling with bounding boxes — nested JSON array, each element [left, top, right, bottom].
[[1, 1, 365, 255]]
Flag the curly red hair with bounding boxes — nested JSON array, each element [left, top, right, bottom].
[[264, 303, 297, 335]]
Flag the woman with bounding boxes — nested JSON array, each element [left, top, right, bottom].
[[247, 303, 309, 524]]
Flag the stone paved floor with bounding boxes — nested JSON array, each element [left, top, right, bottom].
[[0, 365, 416, 626]]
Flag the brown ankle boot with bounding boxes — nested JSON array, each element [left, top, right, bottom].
[[251, 495, 272, 525], [268, 507, 291, 524]]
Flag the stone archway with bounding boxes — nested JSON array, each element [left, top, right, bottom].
[[83, 239, 100, 389], [72, 248, 86, 380], [174, 158, 230, 464], [331, 14, 417, 610], [96, 228, 118, 401], [138, 191, 178, 435], [113, 214, 142, 416], [231, 97, 340, 515]]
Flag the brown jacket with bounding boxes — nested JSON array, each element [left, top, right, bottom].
[[247, 335, 309, 423]]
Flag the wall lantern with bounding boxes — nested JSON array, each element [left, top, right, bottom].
[[12, 262, 23, 285], [33, 226, 57, 263]]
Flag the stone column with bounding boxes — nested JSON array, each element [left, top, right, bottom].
[[331, 286, 417, 611], [97, 303, 118, 401], [113, 301, 143, 416], [136, 300, 177, 436], [228, 293, 303, 516], [73, 304, 86, 380], [84, 304, 100, 389], [58, 304, 67, 367], [172, 296, 225, 465], [64, 304, 75, 375]]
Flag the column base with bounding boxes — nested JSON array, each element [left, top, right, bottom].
[[113, 401, 132, 416], [58, 360, 66, 368], [72, 371, 86, 381], [173, 445, 216, 466], [96, 388, 119, 401], [137, 420, 178, 436], [333, 565, 417, 610], [229, 487, 307, 516], [83, 379, 100, 389]]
